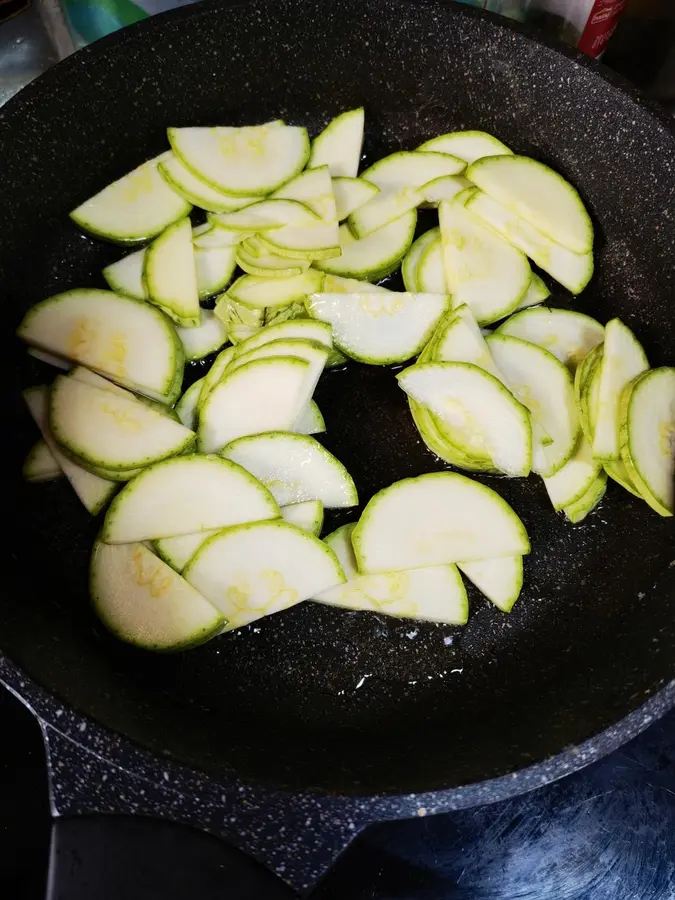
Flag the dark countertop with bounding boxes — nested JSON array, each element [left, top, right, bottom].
[[2, 684, 674, 899]]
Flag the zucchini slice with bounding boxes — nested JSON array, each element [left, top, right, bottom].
[[563, 470, 608, 524], [431, 304, 507, 386], [259, 222, 341, 260], [22, 439, 63, 483], [402, 228, 439, 292], [315, 524, 469, 624], [352, 472, 530, 573], [418, 131, 512, 164], [513, 273, 551, 311], [320, 274, 390, 294], [487, 333, 579, 477], [542, 433, 602, 511], [280, 499, 324, 536], [102, 248, 147, 301], [466, 191, 593, 294], [496, 307, 604, 372], [439, 200, 531, 326], [222, 431, 357, 508], [91, 541, 224, 650], [332, 176, 379, 220], [23, 386, 117, 515], [457, 556, 523, 613], [102, 454, 280, 543], [308, 108, 365, 178], [183, 520, 346, 631], [273, 165, 337, 223], [349, 187, 423, 239], [467, 155, 593, 254], [198, 357, 312, 453], [50, 375, 195, 472], [416, 234, 448, 294], [143, 217, 200, 327], [154, 531, 216, 573], [28, 348, 72, 371], [295, 400, 326, 435], [592, 318, 649, 461], [225, 269, 325, 309], [197, 345, 237, 410], [175, 378, 204, 429], [209, 198, 320, 231], [420, 174, 473, 207], [168, 123, 309, 196], [398, 362, 532, 477], [619, 367, 674, 516], [409, 397, 498, 474], [231, 319, 332, 357], [158, 153, 259, 213], [192, 225, 238, 299], [306, 291, 450, 365], [236, 244, 309, 278], [362, 151, 465, 191], [176, 310, 228, 361], [17, 289, 182, 404], [70, 153, 191, 244], [315, 210, 417, 279]]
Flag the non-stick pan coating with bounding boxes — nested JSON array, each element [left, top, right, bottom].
[[1, 0, 674, 793]]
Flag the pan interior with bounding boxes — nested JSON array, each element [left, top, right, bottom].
[[1, 0, 674, 793]]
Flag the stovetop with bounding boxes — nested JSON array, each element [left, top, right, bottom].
[[2, 685, 674, 899]]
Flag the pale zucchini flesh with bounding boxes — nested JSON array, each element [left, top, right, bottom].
[[513, 273, 551, 311], [315, 524, 469, 624], [398, 362, 532, 477], [102, 454, 280, 543], [439, 200, 531, 326], [192, 226, 238, 299], [315, 211, 417, 279], [175, 378, 204, 430], [198, 357, 312, 453], [416, 234, 448, 294], [307, 291, 450, 365], [542, 433, 602, 511], [70, 153, 191, 243], [159, 153, 259, 213], [102, 248, 147, 301], [467, 154, 593, 254], [409, 397, 498, 474], [457, 556, 523, 613], [168, 123, 310, 196], [222, 431, 358, 508], [496, 307, 604, 372], [144, 218, 201, 327], [564, 471, 607, 524], [23, 439, 62, 483], [295, 399, 326, 435], [431, 304, 507, 386], [183, 520, 345, 631], [91, 541, 224, 650], [154, 530, 216, 573], [418, 131, 512, 164], [308, 108, 365, 178], [402, 228, 439, 292], [349, 187, 423, 240], [273, 165, 338, 223], [231, 319, 332, 358], [362, 151, 465, 191], [352, 472, 530, 573], [17, 289, 182, 404], [226, 270, 325, 309], [332, 176, 379, 220], [209, 198, 320, 231], [176, 310, 229, 361], [420, 174, 473, 207], [280, 499, 324, 536]]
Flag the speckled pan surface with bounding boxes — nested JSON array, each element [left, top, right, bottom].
[[1, 0, 674, 799]]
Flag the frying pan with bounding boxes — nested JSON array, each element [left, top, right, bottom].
[[1, 0, 674, 893]]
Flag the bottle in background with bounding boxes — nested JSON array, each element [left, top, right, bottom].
[[527, 0, 626, 58]]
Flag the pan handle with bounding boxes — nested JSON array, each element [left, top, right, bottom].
[[41, 722, 365, 896]]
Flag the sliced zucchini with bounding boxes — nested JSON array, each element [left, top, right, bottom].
[[563, 470, 607, 524], [353, 472, 530, 573], [154, 531, 216, 573], [349, 187, 423, 239], [315, 524, 469, 624], [457, 556, 523, 613], [192, 224, 238, 299], [542, 433, 602, 511], [418, 131, 512, 164], [332, 176, 379, 220], [603, 458, 643, 499], [295, 400, 325, 435], [209, 198, 320, 231], [619, 367, 674, 516], [70, 152, 191, 244], [184, 520, 345, 631], [27, 348, 72, 371], [320, 274, 390, 294], [439, 200, 530, 325], [102, 454, 280, 543], [168, 123, 309, 196], [176, 310, 228, 362], [592, 318, 649, 461], [280, 499, 324, 536], [68, 366, 180, 421], [420, 174, 473, 207], [222, 431, 358, 508], [225, 270, 325, 309], [258, 221, 341, 260], [315, 210, 417, 279], [308, 108, 364, 178], [23, 386, 117, 515], [158, 153, 259, 213], [467, 155, 593, 254], [17, 289, 183, 404], [273, 165, 337, 222], [197, 345, 237, 410], [143, 218, 200, 327], [50, 375, 195, 472], [496, 307, 604, 372], [466, 190, 593, 295], [23, 439, 62, 483], [236, 245, 309, 278], [398, 362, 532, 477], [409, 397, 498, 474], [91, 541, 224, 650], [175, 378, 204, 429], [362, 151, 465, 191], [231, 319, 332, 357], [192, 226, 248, 249], [307, 291, 450, 365], [431, 304, 507, 386], [513, 273, 551, 311], [487, 334, 579, 477], [402, 228, 438, 292], [213, 296, 265, 330], [198, 357, 312, 453], [102, 248, 147, 301], [416, 233, 448, 294], [575, 344, 603, 441], [229, 324, 261, 345], [264, 302, 307, 327]]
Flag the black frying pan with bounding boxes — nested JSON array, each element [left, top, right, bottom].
[[1, 0, 674, 893]]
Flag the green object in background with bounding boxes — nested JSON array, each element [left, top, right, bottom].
[[64, 0, 146, 44]]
